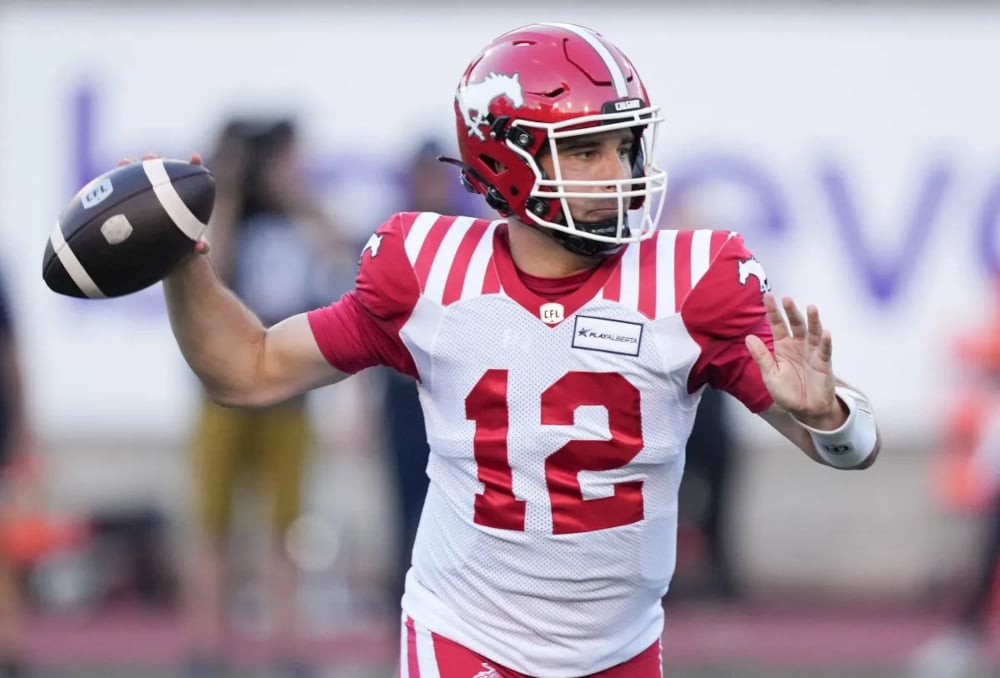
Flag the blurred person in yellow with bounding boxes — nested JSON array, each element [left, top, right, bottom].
[[664, 200, 741, 602], [910, 279, 1000, 678], [182, 118, 342, 678]]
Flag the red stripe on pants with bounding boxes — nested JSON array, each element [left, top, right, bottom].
[[406, 616, 421, 677]]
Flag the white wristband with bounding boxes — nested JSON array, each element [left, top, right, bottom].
[[793, 386, 878, 469]]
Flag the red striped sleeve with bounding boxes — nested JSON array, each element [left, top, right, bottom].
[[710, 230, 730, 260], [682, 233, 772, 412], [441, 219, 490, 305], [306, 212, 419, 377], [412, 215, 455, 289], [307, 292, 417, 377]]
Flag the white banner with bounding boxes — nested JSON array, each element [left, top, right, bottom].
[[3, 5, 999, 441]]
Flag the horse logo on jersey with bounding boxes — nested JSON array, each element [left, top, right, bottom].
[[457, 72, 524, 140], [471, 663, 501, 678], [360, 232, 383, 261], [738, 256, 770, 293]]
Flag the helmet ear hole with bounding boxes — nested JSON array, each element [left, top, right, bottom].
[[485, 186, 511, 213], [479, 154, 503, 174]]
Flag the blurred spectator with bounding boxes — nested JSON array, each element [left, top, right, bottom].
[[659, 200, 741, 602], [910, 280, 1000, 678], [676, 387, 740, 600], [381, 138, 464, 605], [0, 266, 33, 678], [183, 118, 344, 678]]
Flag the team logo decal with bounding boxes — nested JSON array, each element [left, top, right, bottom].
[[738, 256, 770, 293], [361, 232, 383, 260], [472, 663, 501, 678], [457, 72, 524, 141]]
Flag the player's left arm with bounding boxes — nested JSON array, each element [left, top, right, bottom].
[[748, 294, 882, 470], [682, 233, 880, 470]]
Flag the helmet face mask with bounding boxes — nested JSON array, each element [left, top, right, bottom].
[[452, 23, 668, 251], [513, 109, 667, 245]]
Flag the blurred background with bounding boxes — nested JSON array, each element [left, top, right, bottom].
[[2, 1, 1000, 676]]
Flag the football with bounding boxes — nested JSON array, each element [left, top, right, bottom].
[[42, 158, 215, 298]]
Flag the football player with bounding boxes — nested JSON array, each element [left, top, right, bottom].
[[153, 22, 881, 678]]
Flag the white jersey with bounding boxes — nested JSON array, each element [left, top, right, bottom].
[[308, 212, 773, 676]]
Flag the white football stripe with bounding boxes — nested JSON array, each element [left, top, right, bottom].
[[50, 221, 106, 298], [142, 159, 207, 241], [544, 23, 629, 97]]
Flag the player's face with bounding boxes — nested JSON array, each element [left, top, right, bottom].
[[538, 128, 634, 223]]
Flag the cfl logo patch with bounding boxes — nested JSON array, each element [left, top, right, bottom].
[[539, 302, 564, 325], [82, 177, 114, 209]]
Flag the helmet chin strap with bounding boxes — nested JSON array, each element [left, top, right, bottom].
[[533, 164, 631, 257], [544, 214, 630, 258]]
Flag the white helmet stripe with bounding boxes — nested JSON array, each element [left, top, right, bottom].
[[543, 23, 629, 97]]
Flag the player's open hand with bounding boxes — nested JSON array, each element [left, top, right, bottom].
[[746, 294, 845, 430]]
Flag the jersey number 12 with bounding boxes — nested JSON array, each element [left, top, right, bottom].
[[465, 369, 645, 535]]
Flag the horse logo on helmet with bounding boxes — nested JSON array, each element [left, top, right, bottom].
[[457, 72, 524, 141]]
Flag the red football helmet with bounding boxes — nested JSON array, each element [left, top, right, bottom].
[[450, 23, 667, 253]]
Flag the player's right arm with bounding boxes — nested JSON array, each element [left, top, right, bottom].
[[163, 212, 420, 408], [163, 251, 345, 407]]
